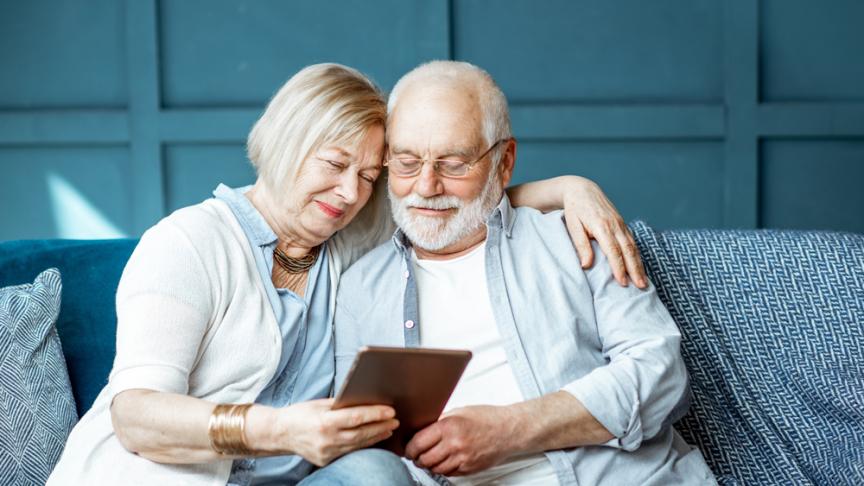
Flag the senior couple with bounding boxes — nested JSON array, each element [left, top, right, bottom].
[[48, 61, 715, 485]]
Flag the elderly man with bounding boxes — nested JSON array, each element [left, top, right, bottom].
[[333, 61, 716, 485]]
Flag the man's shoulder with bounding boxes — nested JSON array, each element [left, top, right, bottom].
[[340, 239, 402, 287], [510, 206, 570, 240], [506, 205, 592, 273], [511, 205, 563, 223]]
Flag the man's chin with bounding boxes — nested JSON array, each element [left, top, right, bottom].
[[402, 221, 452, 249], [407, 213, 449, 229]]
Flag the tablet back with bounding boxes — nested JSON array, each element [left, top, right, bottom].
[[334, 346, 472, 454]]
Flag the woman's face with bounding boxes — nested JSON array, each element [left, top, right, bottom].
[[289, 124, 385, 241]]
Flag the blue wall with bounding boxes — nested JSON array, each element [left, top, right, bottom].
[[1, 0, 862, 240]]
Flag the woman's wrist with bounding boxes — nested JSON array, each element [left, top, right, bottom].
[[507, 175, 572, 212], [243, 405, 289, 455], [208, 403, 255, 455]]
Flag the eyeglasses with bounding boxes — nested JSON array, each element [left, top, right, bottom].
[[384, 138, 510, 178]]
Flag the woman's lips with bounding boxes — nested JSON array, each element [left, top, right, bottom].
[[315, 201, 345, 218]]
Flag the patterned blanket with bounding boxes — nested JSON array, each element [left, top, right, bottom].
[[631, 222, 864, 485]]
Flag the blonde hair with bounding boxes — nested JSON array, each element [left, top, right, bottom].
[[247, 63, 387, 197]]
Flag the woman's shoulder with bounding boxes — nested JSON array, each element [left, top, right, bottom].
[[160, 198, 237, 236], [119, 198, 256, 304], [143, 199, 245, 250]]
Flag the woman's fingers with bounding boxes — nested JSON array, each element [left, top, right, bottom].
[[615, 227, 647, 288], [337, 419, 399, 446], [590, 222, 628, 286], [327, 404, 396, 429], [280, 400, 398, 465], [565, 216, 595, 268]]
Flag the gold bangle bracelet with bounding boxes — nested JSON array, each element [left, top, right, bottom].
[[208, 403, 254, 455]]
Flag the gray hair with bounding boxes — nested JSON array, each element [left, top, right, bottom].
[[387, 61, 511, 164]]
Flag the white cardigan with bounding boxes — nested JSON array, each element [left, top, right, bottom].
[[47, 183, 392, 486]]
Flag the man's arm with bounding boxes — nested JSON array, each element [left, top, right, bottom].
[[560, 241, 688, 451], [405, 391, 613, 476], [406, 241, 688, 476]]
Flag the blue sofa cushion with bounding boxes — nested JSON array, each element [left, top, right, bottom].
[[0, 239, 137, 415], [0, 268, 77, 485], [631, 221, 864, 486]]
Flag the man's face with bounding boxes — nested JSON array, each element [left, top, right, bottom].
[[386, 85, 506, 251]]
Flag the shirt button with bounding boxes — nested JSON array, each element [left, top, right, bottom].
[[403, 270, 410, 279], [404, 320, 415, 329]]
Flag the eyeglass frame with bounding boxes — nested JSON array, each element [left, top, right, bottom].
[[384, 138, 512, 178]]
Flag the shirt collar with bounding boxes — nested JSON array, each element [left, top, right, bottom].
[[390, 193, 516, 257], [212, 183, 278, 247]]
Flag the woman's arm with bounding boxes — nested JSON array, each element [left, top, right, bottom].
[[506, 175, 647, 288], [111, 389, 398, 466]]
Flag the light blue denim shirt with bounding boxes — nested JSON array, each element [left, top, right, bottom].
[[334, 195, 716, 485], [214, 184, 334, 486]]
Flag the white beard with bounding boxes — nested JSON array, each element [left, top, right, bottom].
[[389, 171, 504, 252]]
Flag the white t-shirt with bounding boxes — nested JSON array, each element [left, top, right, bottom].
[[412, 243, 559, 485]]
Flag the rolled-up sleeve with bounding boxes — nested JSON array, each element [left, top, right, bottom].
[[561, 242, 688, 451]]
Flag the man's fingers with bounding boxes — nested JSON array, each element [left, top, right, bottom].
[[565, 217, 594, 268], [415, 443, 450, 470], [405, 425, 441, 460], [429, 455, 462, 476], [616, 229, 647, 288]]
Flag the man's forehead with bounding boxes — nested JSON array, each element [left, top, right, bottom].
[[388, 94, 483, 151], [387, 126, 482, 154], [393, 80, 480, 117]]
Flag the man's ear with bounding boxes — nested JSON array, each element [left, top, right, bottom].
[[499, 138, 517, 187]]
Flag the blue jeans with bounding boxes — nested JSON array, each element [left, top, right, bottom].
[[298, 449, 417, 485]]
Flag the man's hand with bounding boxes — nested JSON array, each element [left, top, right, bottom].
[[404, 405, 517, 476], [561, 176, 647, 288]]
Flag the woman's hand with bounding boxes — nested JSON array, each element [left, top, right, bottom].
[[276, 398, 399, 466], [560, 176, 647, 288]]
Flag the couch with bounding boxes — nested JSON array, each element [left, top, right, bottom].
[[1, 222, 862, 485]]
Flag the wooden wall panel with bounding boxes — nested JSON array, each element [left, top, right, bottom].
[[163, 144, 253, 212], [0, 146, 132, 239], [0, 0, 127, 109], [761, 140, 864, 231], [1, 0, 862, 239]]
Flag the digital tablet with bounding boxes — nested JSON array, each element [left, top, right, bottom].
[[333, 346, 472, 455]]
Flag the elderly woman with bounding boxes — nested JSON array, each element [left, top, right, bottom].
[[47, 64, 644, 485]]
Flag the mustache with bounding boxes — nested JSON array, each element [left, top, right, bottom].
[[398, 193, 464, 211]]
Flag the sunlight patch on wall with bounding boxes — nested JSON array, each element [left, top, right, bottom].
[[47, 172, 127, 238]]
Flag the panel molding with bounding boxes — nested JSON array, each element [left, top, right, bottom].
[[159, 109, 259, 143], [2, 0, 863, 237], [0, 111, 128, 144], [125, 0, 164, 233], [512, 105, 725, 140], [722, 0, 760, 228], [759, 103, 864, 137]]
